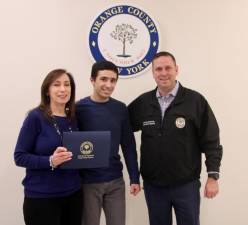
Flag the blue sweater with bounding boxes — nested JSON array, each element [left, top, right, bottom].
[[76, 97, 139, 184], [14, 108, 82, 198]]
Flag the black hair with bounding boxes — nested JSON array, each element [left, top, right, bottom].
[[91, 60, 119, 80]]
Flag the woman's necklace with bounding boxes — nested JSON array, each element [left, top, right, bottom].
[[52, 116, 72, 141]]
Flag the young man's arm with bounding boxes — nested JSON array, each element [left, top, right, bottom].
[[121, 106, 140, 195]]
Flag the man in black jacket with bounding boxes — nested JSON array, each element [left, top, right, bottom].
[[128, 51, 222, 225]]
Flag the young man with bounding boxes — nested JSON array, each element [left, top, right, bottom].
[[128, 51, 223, 225], [76, 61, 140, 225]]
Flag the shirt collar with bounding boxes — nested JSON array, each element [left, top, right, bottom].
[[156, 81, 179, 98]]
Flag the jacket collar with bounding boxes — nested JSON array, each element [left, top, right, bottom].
[[150, 82, 186, 108]]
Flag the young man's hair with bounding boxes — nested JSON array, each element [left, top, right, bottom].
[[152, 51, 177, 65], [91, 60, 119, 80]]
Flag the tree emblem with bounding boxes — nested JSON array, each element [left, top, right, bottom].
[[110, 24, 138, 57]]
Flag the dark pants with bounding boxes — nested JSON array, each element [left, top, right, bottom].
[[144, 180, 201, 225], [23, 189, 83, 225]]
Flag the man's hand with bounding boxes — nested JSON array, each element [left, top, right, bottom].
[[130, 184, 141, 196], [204, 177, 219, 198]]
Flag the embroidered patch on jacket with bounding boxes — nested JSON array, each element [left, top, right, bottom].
[[143, 120, 155, 126], [175, 117, 186, 128]]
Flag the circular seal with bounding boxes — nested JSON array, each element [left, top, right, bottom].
[[175, 117, 186, 129], [80, 141, 93, 155], [88, 5, 160, 78]]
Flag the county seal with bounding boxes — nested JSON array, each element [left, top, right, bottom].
[[88, 5, 160, 78]]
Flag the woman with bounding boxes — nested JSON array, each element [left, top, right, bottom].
[[14, 69, 82, 225]]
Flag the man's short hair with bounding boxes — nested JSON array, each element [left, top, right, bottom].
[[152, 51, 177, 65], [91, 60, 119, 80]]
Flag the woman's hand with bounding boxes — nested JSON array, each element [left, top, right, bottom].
[[51, 147, 73, 167]]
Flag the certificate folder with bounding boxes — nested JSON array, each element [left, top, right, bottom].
[[61, 131, 111, 169]]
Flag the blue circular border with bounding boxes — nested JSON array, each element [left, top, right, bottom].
[[89, 5, 159, 77]]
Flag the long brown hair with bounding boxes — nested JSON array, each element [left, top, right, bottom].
[[38, 69, 76, 121]]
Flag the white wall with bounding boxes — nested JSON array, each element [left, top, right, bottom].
[[0, 0, 247, 224]]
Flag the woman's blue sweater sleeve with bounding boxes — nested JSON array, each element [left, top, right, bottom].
[[14, 111, 50, 169]]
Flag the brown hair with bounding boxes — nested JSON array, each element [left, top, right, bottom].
[[38, 69, 76, 121], [152, 51, 177, 65]]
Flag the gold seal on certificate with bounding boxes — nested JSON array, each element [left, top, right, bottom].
[[79, 141, 94, 159]]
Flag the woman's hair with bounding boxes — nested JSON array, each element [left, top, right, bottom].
[[38, 69, 76, 121]]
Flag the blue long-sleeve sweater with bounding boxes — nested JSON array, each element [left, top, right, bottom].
[[14, 108, 81, 198], [76, 97, 140, 184]]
